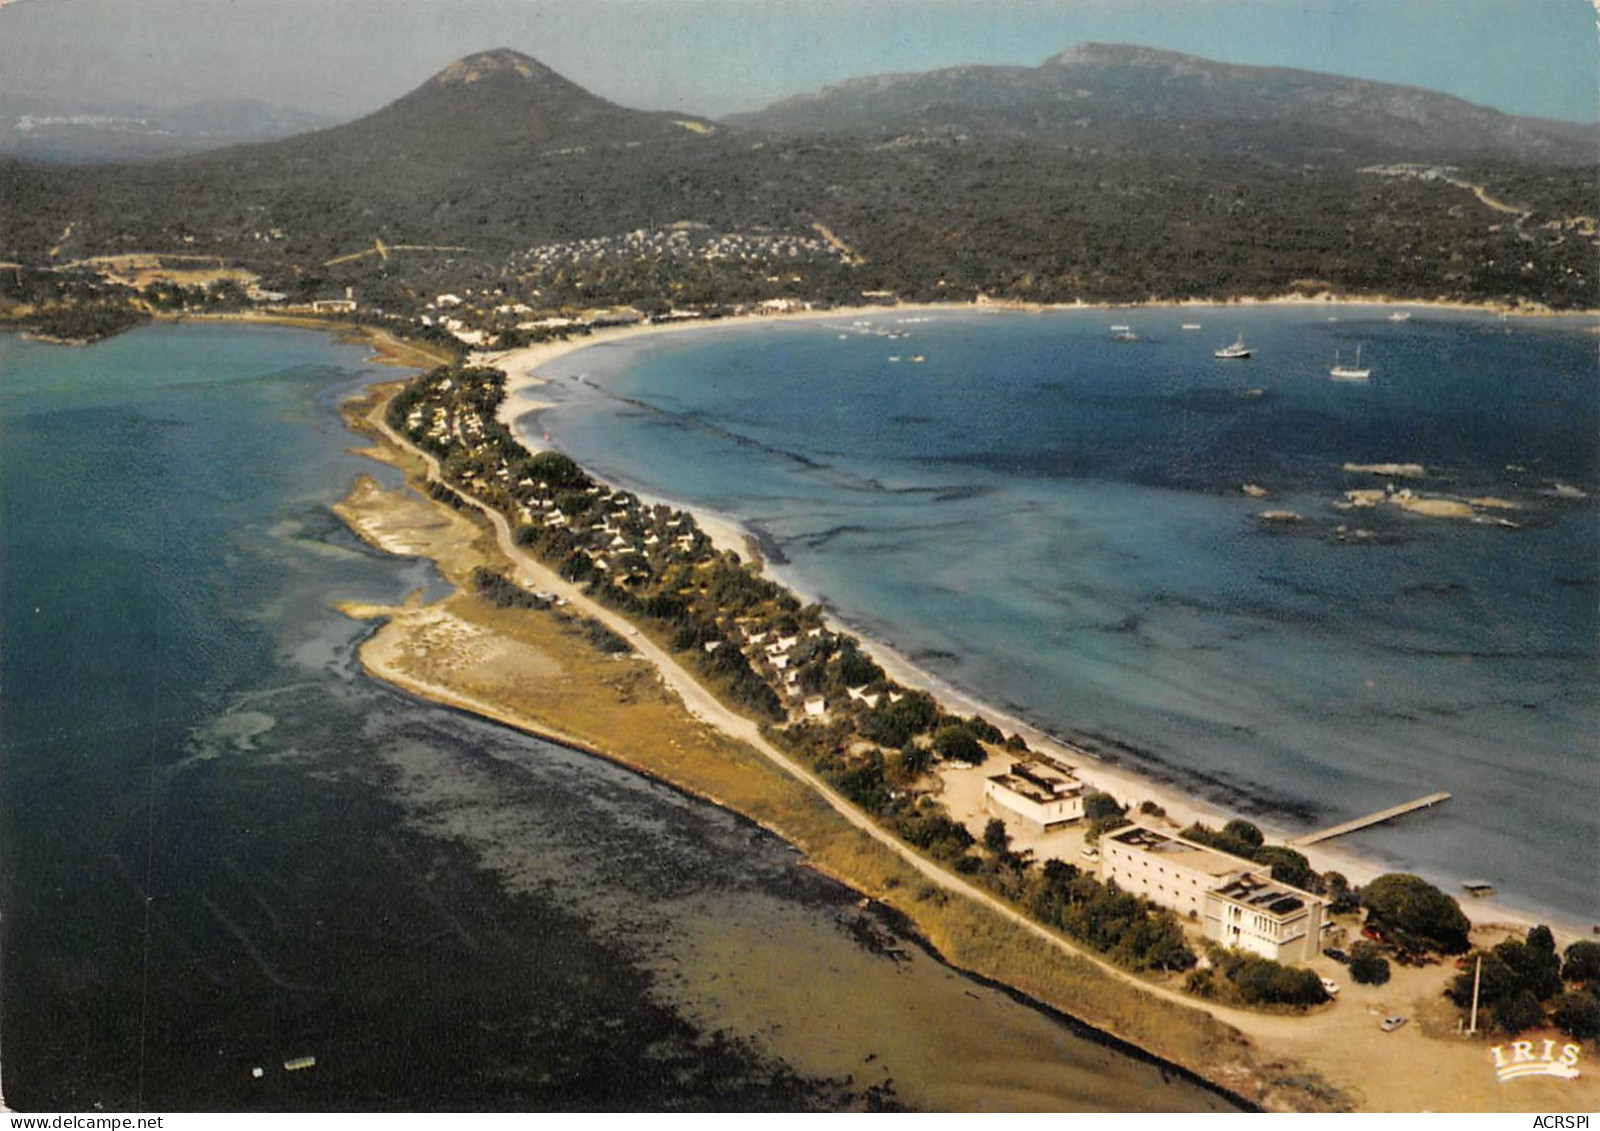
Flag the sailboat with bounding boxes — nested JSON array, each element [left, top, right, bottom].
[[1330, 345, 1372, 380]]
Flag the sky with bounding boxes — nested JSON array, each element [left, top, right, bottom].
[[0, 0, 1595, 124]]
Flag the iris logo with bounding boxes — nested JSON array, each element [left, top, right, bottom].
[[1490, 1039, 1583, 1082]]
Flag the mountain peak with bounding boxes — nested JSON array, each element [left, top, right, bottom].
[[434, 48, 558, 88], [1043, 42, 1207, 71]]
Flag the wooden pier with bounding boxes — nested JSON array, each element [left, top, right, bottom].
[[1290, 791, 1452, 847]]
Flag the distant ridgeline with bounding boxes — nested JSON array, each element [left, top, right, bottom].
[[2, 44, 1596, 339]]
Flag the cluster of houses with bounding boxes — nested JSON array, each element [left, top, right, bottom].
[[983, 760, 1327, 964], [509, 224, 848, 282], [736, 624, 828, 716], [402, 371, 838, 695], [219, 222, 875, 347]]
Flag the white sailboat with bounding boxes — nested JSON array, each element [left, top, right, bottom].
[[1330, 345, 1372, 380]]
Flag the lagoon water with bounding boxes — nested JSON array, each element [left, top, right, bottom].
[[0, 324, 1235, 1112], [522, 307, 1598, 926]]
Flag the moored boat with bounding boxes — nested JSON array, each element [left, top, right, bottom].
[[1330, 345, 1372, 379], [1214, 335, 1252, 359]]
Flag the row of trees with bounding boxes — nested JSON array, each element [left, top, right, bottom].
[[1447, 929, 1600, 1039]]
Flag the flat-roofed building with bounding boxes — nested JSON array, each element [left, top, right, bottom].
[[1208, 872, 1325, 964], [1102, 825, 1253, 924], [1100, 824, 1327, 964], [984, 761, 1085, 831]]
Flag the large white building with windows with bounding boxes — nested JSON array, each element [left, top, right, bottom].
[[1101, 824, 1326, 964]]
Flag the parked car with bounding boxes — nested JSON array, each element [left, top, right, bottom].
[[1322, 947, 1350, 964], [1380, 1014, 1407, 1032], [1320, 977, 1341, 996]]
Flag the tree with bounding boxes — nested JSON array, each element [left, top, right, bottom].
[[1491, 989, 1544, 1035], [1348, 942, 1391, 986], [1552, 990, 1600, 1041], [983, 818, 1011, 855], [1222, 819, 1264, 849], [1562, 941, 1600, 985], [1252, 845, 1320, 892], [1493, 937, 1562, 1003], [932, 725, 984, 764], [1323, 872, 1359, 915], [1360, 873, 1471, 954], [966, 715, 1003, 743], [894, 743, 932, 778], [1084, 791, 1126, 823]]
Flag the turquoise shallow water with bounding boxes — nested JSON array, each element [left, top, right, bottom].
[[0, 323, 1236, 1112], [521, 305, 1599, 925]]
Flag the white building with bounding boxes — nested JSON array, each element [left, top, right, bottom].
[[1100, 825, 1326, 964], [983, 761, 1085, 831], [1207, 872, 1326, 964]]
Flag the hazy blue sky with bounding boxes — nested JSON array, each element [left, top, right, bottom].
[[1, 0, 1595, 123]]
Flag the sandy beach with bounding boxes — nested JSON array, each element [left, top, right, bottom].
[[336, 359, 1599, 1114], [486, 299, 1592, 943]]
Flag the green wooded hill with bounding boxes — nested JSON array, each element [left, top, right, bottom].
[[2, 46, 1594, 311], [730, 43, 1597, 167]]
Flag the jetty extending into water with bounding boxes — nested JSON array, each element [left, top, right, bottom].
[[1290, 791, 1452, 847]]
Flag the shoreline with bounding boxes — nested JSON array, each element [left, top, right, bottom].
[[340, 372, 1598, 1113], [348, 613, 1258, 1114], [334, 387, 1295, 1108], [490, 298, 1594, 942]]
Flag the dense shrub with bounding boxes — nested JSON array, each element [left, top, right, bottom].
[[1348, 942, 1391, 986], [471, 567, 550, 609], [1252, 845, 1321, 893], [1562, 941, 1600, 985], [932, 725, 984, 764], [1552, 991, 1600, 1041], [859, 691, 938, 747], [1216, 951, 1329, 1006], [1446, 926, 1572, 1034], [1022, 859, 1195, 973]]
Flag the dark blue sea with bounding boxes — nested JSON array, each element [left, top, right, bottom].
[[521, 305, 1599, 926], [0, 323, 1235, 1112]]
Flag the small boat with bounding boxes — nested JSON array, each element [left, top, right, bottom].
[[1109, 329, 1139, 342], [1181, 323, 1202, 331], [1330, 345, 1372, 380], [1109, 324, 1131, 332], [1461, 881, 1496, 898], [1388, 311, 1412, 322], [1214, 335, 1252, 359], [910, 355, 925, 363]]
